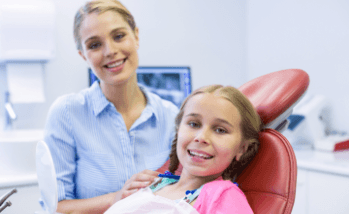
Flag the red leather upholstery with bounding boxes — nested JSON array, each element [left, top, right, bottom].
[[236, 129, 297, 214], [157, 69, 309, 214], [239, 69, 309, 125]]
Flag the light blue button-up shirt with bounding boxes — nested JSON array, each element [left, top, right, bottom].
[[44, 82, 178, 201]]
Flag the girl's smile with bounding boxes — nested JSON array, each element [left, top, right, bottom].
[[187, 149, 214, 163], [177, 93, 246, 179]]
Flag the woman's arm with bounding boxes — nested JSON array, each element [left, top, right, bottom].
[[57, 192, 116, 214], [56, 170, 159, 214]]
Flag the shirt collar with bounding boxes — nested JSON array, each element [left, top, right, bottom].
[[89, 81, 158, 121], [89, 81, 110, 116], [138, 85, 159, 121]]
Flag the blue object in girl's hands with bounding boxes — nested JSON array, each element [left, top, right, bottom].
[[158, 171, 180, 180], [185, 190, 196, 195]]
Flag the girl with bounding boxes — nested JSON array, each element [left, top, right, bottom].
[[44, 0, 178, 213], [105, 85, 262, 213]]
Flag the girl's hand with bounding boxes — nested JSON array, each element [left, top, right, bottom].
[[114, 170, 159, 202]]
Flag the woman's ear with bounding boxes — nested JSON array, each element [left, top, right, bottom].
[[78, 50, 87, 61], [236, 141, 248, 161], [134, 27, 139, 49]]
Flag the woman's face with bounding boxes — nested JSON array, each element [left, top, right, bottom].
[[78, 11, 139, 87], [177, 93, 246, 179]]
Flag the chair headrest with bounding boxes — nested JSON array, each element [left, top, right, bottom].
[[239, 69, 309, 130]]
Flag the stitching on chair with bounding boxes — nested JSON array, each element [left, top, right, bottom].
[[244, 191, 288, 201], [264, 129, 297, 214]]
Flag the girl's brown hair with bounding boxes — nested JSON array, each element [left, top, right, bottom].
[[169, 85, 262, 181], [73, 0, 136, 51]]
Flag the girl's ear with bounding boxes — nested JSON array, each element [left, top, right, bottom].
[[236, 141, 249, 161]]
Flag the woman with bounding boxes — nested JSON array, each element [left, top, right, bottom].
[[44, 0, 178, 213]]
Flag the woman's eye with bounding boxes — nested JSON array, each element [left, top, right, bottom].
[[188, 122, 200, 128], [114, 33, 125, 41], [88, 42, 101, 50], [215, 128, 227, 134]]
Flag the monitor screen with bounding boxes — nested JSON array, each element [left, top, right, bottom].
[[89, 66, 192, 107]]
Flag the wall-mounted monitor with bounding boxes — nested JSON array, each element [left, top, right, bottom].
[[89, 66, 192, 107]]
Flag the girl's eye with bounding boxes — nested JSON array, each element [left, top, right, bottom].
[[88, 42, 101, 50], [188, 122, 200, 128], [114, 33, 125, 41], [215, 128, 227, 134]]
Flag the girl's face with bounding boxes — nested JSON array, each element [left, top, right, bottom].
[[78, 11, 139, 87], [177, 93, 246, 179]]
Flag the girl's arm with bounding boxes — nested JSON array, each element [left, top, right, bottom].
[[56, 169, 159, 214]]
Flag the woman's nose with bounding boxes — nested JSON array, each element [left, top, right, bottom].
[[194, 128, 210, 144], [104, 39, 118, 57]]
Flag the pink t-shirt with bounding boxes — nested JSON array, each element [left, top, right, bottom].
[[193, 179, 254, 214]]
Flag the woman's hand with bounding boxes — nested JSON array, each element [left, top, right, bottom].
[[114, 169, 159, 203]]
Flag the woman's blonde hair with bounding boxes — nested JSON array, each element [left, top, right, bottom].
[[73, 0, 136, 51], [169, 85, 262, 181]]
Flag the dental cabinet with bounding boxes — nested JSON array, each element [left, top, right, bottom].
[[292, 148, 349, 214], [0, 0, 55, 213], [0, 129, 44, 213]]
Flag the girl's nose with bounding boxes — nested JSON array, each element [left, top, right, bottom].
[[194, 128, 210, 144]]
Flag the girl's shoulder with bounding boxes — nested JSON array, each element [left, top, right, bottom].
[[202, 179, 243, 195], [194, 180, 253, 213]]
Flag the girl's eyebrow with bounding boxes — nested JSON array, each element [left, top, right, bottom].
[[215, 118, 234, 128], [185, 113, 234, 128], [184, 113, 201, 118]]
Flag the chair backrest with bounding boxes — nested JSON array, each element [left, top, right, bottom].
[[235, 128, 297, 213], [36, 140, 59, 214], [236, 69, 309, 214], [157, 69, 310, 214]]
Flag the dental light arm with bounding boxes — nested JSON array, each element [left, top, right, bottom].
[[0, 188, 17, 213]]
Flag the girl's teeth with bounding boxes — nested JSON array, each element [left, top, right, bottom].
[[189, 150, 212, 159], [107, 60, 123, 68]]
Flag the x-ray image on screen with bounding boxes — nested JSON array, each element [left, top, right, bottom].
[[136, 67, 191, 107], [137, 73, 184, 107], [89, 67, 192, 108]]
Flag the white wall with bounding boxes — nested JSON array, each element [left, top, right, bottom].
[[3, 0, 349, 133], [123, 0, 247, 89], [2, 0, 247, 130], [247, 0, 349, 132]]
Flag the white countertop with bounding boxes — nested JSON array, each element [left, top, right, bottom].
[[0, 173, 38, 188], [294, 146, 349, 177], [1, 146, 349, 188]]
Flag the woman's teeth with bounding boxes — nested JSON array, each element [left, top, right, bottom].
[[106, 60, 124, 68], [188, 150, 213, 159]]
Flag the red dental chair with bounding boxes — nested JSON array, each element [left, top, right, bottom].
[[157, 69, 310, 214]]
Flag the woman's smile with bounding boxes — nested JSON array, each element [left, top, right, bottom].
[[104, 58, 127, 73], [78, 11, 139, 87]]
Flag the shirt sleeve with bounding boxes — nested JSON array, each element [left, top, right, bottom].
[[44, 96, 77, 201], [194, 180, 254, 214], [167, 104, 179, 149]]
